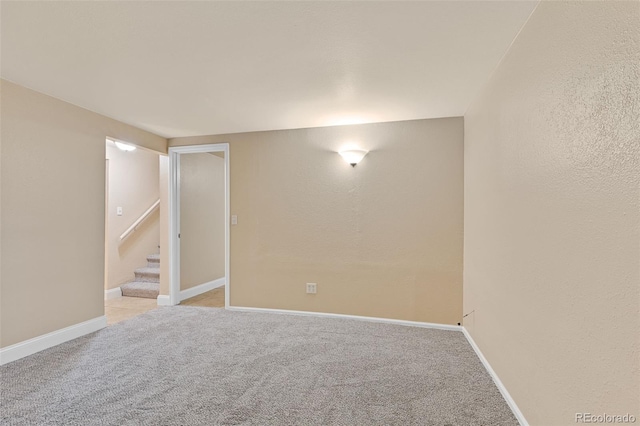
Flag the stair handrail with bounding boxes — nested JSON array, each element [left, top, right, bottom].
[[120, 199, 160, 242]]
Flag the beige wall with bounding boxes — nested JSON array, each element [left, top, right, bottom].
[[105, 142, 160, 290], [0, 80, 166, 348], [170, 117, 463, 324], [159, 156, 170, 297], [463, 2, 640, 425], [179, 152, 226, 290]]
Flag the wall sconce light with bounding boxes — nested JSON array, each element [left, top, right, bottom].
[[339, 149, 368, 167], [115, 141, 137, 152]]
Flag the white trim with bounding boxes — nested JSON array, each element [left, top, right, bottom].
[[224, 147, 230, 309], [0, 316, 107, 366], [104, 287, 122, 300], [168, 143, 230, 308], [168, 144, 227, 154], [226, 306, 462, 331], [157, 295, 172, 306], [169, 148, 180, 305], [462, 327, 529, 426], [178, 277, 226, 303]]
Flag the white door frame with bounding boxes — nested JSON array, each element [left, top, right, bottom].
[[168, 143, 230, 308]]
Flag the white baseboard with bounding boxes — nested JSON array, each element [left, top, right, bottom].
[[104, 287, 122, 300], [157, 295, 172, 306], [179, 277, 225, 303], [0, 316, 107, 366], [226, 306, 462, 332], [462, 327, 528, 426]]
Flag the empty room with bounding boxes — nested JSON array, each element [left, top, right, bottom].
[[0, 1, 638, 425]]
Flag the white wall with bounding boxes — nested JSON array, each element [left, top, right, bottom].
[[105, 142, 160, 290], [463, 2, 639, 424]]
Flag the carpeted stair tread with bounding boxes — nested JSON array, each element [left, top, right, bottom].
[[135, 266, 160, 274], [120, 281, 159, 299], [134, 267, 160, 283], [123, 252, 161, 298], [146, 253, 160, 266]]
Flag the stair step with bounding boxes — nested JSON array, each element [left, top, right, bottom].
[[121, 281, 159, 299], [147, 253, 160, 268], [134, 267, 160, 283]]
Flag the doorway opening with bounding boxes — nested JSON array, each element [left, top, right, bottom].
[[104, 138, 162, 324], [168, 144, 230, 308]]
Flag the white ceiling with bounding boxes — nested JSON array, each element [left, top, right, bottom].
[[1, 1, 537, 138]]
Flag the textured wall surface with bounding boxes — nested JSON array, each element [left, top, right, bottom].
[[170, 117, 464, 324], [0, 80, 166, 348], [464, 2, 639, 424], [179, 153, 226, 290], [105, 143, 160, 290]]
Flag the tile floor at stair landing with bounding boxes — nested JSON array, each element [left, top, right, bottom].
[[105, 296, 158, 325], [105, 287, 226, 325]]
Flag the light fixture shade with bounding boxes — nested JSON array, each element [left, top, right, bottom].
[[115, 141, 136, 151], [339, 149, 368, 166]]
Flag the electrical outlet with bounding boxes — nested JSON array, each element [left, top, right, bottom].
[[306, 283, 317, 294]]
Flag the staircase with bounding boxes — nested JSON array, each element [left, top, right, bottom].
[[120, 254, 160, 299]]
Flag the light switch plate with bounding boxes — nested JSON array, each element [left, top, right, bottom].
[[116, 207, 123, 216]]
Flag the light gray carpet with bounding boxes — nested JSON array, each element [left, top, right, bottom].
[[0, 307, 517, 425]]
